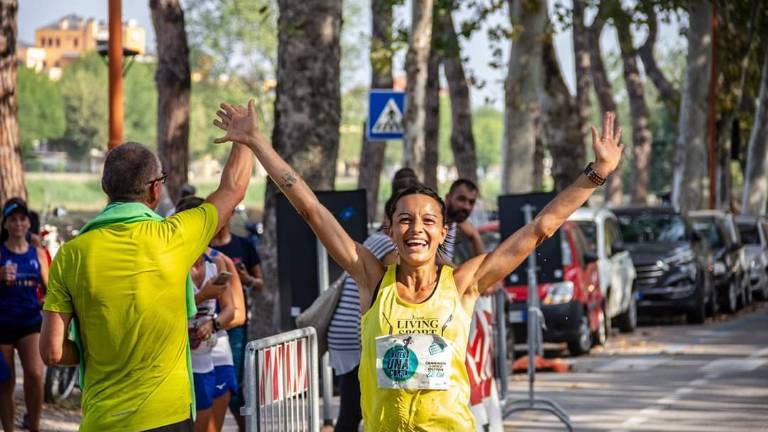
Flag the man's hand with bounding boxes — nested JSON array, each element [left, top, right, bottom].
[[590, 111, 624, 177], [213, 100, 261, 147]]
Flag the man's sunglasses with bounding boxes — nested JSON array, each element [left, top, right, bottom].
[[147, 172, 168, 185]]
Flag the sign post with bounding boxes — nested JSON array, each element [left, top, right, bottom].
[[503, 204, 572, 431]]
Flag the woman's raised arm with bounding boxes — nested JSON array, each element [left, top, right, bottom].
[[456, 112, 624, 296], [213, 101, 385, 293]]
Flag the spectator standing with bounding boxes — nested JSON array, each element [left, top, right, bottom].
[[0, 199, 49, 432]]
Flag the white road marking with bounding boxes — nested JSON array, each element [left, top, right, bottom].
[[700, 358, 766, 373], [596, 357, 669, 372], [749, 347, 768, 358]]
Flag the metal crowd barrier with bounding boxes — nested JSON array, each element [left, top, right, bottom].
[[241, 327, 320, 432]]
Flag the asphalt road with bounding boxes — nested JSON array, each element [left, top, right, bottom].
[[501, 301, 768, 431]]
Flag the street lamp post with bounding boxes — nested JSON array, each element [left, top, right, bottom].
[[108, 0, 123, 150]]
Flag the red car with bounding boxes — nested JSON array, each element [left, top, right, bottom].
[[478, 220, 605, 356]]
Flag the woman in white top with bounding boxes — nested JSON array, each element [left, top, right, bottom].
[[179, 197, 245, 432]]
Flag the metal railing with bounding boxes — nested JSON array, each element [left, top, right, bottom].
[[241, 327, 320, 432]]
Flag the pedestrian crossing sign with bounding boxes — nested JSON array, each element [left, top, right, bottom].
[[367, 89, 406, 140]]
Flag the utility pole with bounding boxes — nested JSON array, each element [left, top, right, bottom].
[[108, 0, 123, 149]]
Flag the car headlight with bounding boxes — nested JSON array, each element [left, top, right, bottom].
[[543, 281, 574, 305], [714, 262, 726, 276], [663, 247, 695, 265]]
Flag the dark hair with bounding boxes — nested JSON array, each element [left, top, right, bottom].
[[1, 197, 30, 243], [386, 184, 447, 226], [448, 178, 478, 195], [392, 167, 419, 193], [101, 142, 161, 203], [175, 196, 205, 213]]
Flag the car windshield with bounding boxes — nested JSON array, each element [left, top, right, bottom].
[[617, 214, 687, 243], [737, 222, 761, 245], [691, 218, 724, 248], [573, 221, 597, 249]]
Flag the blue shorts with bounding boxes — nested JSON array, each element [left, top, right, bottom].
[[213, 365, 238, 399], [193, 370, 216, 411]]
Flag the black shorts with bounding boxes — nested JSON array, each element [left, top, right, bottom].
[[0, 322, 41, 345], [143, 418, 193, 432]]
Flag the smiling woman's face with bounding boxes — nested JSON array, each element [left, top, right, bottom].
[[390, 194, 447, 266]]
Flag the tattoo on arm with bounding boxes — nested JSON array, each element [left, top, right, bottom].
[[280, 170, 298, 188]]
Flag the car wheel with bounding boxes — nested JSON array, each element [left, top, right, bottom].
[[592, 308, 608, 346], [616, 293, 637, 333], [568, 313, 592, 356], [722, 278, 739, 313], [744, 276, 753, 306]]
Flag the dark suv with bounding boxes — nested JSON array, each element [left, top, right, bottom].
[[613, 207, 715, 323], [689, 210, 749, 312]]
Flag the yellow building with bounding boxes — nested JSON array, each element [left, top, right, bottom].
[[18, 14, 145, 79]]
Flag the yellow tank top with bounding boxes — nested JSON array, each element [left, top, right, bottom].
[[359, 264, 476, 431]]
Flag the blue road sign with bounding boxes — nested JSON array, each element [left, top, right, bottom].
[[367, 89, 406, 140]]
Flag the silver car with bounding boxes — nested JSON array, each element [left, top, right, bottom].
[[570, 208, 638, 333], [734, 215, 768, 300]]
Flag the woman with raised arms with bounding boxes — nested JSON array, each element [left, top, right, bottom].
[[212, 101, 623, 431]]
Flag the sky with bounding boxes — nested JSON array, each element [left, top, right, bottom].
[[19, 0, 685, 109]]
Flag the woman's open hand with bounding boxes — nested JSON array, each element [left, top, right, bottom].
[[591, 111, 624, 177], [213, 100, 261, 147]]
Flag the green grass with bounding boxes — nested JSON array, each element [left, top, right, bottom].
[[26, 172, 509, 214]]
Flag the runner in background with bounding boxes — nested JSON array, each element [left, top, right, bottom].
[[210, 210, 263, 432], [0, 198, 49, 432]]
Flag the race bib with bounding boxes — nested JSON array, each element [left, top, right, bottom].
[[375, 333, 452, 390]]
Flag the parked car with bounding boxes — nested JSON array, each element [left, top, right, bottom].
[[501, 221, 605, 356], [613, 207, 715, 323], [570, 207, 638, 333], [689, 210, 750, 311], [734, 215, 768, 300]]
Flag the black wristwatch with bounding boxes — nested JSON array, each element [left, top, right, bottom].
[[584, 162, 607, 186], [212, 313, 221, 332]]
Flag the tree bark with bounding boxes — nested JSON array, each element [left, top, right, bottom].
[[260, 0, 342, 336], [502, 0, 547, 194], [587, 15, 622, 204], [638, 6, 680, 117], [572, 0, 591, 165], [439, 10, 478, 184], [423, 41, 440, 190], [150, 0, 191, 204], [615, 9, 653, 204], [358, 0, 393, 222], [403, 0, 434, 181], [541, 35, 583, 192], [672, 1, 713, 213], [741, 48, 768, 215], [0, 0, 24, 206]]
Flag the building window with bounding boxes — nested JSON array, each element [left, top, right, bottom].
[[40, 38, 45, 47], [74, 38, 78, 48], [56, 38, 61, 47], [48, 38, 53, 46], [42, 60, 47, 68]]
